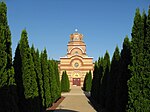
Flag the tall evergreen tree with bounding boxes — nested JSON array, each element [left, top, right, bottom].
[[128, 8, 150, 112], [13, 44, 24, 111], [83, 71, 92, 92], [115, 36, 131, 112], [41, 49, 52, 108], [31, 45, 45, 110], [83, 72, 87, 91], [0, 1, 8, 94], [91, 61, 99, 102], [61, 71, 70, 92], [87, 70, 92, 92], [48, 60, 57, 103], [100, 51, 110, 108], [127, 9, 141, 111], [91, 57, 104, 103], [53, 60, 61, 100], [14, 30, 40, 112], [145, 7, 150, 54], [105, 46, 120, 112], [143, 7, 150, 111], [97, 57, 104, 104], [0, 2, 19, 112]]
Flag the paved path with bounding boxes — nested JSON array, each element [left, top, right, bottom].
[[54, 86, 96, 112]]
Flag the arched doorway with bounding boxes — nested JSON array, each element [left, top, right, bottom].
[[72, 73, 81, 86], [73, 78, 80, 86]]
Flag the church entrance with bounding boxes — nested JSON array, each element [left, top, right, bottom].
[[73, 78, 80, 86]]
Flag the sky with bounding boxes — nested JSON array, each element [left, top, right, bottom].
[[5, 0, 149, 61]]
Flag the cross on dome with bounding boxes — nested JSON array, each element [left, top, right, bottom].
[[75, 29, 78, 32]]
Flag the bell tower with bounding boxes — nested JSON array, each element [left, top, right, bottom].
[[67, 29, 86, 58], [70, 29, 83, 41]]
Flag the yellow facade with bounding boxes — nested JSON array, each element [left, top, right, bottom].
[[58, 31, 94, 86]]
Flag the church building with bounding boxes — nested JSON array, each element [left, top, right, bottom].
[[58, 30, 94, 86]]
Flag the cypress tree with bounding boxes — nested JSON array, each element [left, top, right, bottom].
[[83, 71, 92, 92], [0, 24, 7, 88], [65, 71, 70, 92], [91, 61, 99, 102], [61, 71, 65, 92], [145, 7, 150, 53], [61, 71, 70, 92], [97, 57, 104, 104], [13, 44, 24, 111], [143, 7, 150, 111], [100, 51, 110, 108], [48, 60, 57, 103], [0, 2, 19, 112], [128, 8, 150, 111], [105, 46, 120, 112], [14, 30, 40, 112], [91, 57, 104, 103], [0, 1, 8, 95], [88, 71, 92, 92], [83, 72, 88, 91], [41, 49, 52, 108], [31, 45, 44, 110], [35, 49, 45, 108], [53, 61, 61, 99], [115, 36, 131, 112], [127, 9, 142, 111]]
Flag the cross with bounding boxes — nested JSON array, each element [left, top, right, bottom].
[[75, 29, 78, 32]]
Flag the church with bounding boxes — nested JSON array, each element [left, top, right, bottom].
[[58, 30, 94, 86]]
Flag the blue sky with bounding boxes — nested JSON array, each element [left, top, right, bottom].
[[5, 0, 149, 61]]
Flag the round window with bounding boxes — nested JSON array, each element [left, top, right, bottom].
[[74, 62, 79, 68]]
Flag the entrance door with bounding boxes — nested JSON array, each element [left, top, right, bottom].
[[73, 78, 80, 86]]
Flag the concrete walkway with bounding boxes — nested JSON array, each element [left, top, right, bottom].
[[54, 86, 96, 112]]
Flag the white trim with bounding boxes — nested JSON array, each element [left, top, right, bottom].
[[60, 56, 68, 58]]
